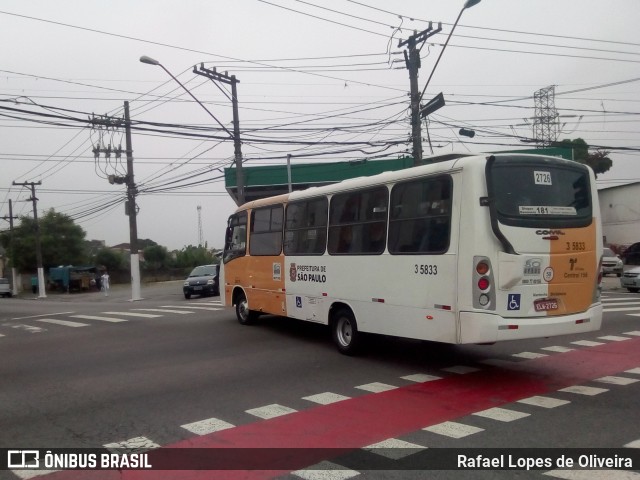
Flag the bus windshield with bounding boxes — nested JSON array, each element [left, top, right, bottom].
[[488, 156, 592, 228]]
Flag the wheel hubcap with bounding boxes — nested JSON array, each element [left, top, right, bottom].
[[338, 318, 352, 346]]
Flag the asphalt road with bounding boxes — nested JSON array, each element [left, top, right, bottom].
[[0, 276, 639, 480]]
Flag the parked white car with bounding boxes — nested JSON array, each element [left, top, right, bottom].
[[0, 278, 12, 298], [621, 266, 640, 293], [602, 247, 623, 277]]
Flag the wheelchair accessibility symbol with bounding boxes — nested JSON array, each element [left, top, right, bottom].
[[508, 294, 521, 311]]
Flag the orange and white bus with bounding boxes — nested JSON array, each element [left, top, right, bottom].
[[221, 153, 603, 354]]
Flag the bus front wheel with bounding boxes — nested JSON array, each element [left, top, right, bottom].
[[332, 308, 361, 355], [235, 291, 258, 325]]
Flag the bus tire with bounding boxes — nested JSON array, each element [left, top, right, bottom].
[[235, 291, 258, 325], [628, 288, 639, 293], [332, 308, 361, 355]]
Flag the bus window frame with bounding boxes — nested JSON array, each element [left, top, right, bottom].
[[387, 175, 452, 255]]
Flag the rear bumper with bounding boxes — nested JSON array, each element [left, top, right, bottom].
[[459, 304, 603, 344]]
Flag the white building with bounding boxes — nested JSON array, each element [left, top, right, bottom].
[[598, 182, 640, 247]]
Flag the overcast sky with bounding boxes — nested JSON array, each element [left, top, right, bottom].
[[1, 0, 639, 251]]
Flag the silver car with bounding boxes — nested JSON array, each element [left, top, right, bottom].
[[602, 248, 623, 277], [0, 278, 12, 298], [621, 266, 640, 293]]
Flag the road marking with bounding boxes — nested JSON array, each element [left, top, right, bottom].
[[423, 421, 484, 438], [594, 375, 639, 386], [401, 373, 441, 383], [441, 365, 480, 374], [116, 337, 640, 479], [11, 311, 75, 320], [571, 340, 604, 347], [541, 346, 574, 353], [302, 392, 351, 405], [625, 367, 640, 375], [558, 385, 608, 396], [71, 315, 128, 323], [100, 311, 162, 318], [355, 382, 397, 393], [517, 396, 570, 408], [37, 318, 89, 327], [472, 407, 530, 422], [134, 308, 194, 314], [104, 436, 161, 452], [363, 438, 426, 459], [160, 305, 222, 311], [625, 439, 640, 448], [598, 335, 630, 341], [544, 470, 640, 479], [603, 306, 640, 312], [10, 324, 45, 333], [513, 351, 549, 359], [293, 461, 360, 480], [246, 404, 297, 419], [624, 331, 640, 336], [181, 417, 235, 435]]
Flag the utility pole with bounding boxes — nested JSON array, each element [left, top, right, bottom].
[[91, 102, 142, 301], [193, 64, 246, 205], [12, 181, 46, 298], [1, 199, 19, 296], [399, 23, 441, 167], [124, 101, 142, 301]]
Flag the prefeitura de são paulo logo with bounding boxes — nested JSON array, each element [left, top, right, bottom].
[[289, 263, 297, 282]]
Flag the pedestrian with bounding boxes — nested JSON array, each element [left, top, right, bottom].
[[101, 271, 110, 296]]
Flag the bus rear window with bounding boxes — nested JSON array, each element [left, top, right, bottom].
[[489, 159, 592, 228]]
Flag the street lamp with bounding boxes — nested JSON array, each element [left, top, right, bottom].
[[139, 56, 234, 139], [140, 55, 246, 204], [418, 0, 481, 106]]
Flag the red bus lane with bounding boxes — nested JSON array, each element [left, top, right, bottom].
[[38, 336, 640, 480]]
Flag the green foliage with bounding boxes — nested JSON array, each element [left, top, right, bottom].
[[173, 245, 218, 268], [558, 138, 612, 176], [143, 244, 170, 269], [0, 209, 87, 270], [94, 248, 126, 271]]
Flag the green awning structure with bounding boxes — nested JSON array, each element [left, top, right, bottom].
[[224, 147, 573, 205]]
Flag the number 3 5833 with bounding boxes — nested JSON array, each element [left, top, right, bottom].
[[415, 264, 438, 275]]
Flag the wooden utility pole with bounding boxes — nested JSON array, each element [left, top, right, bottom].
[[399, 23, 442, 166], [1, 199, 18, 296], [193, 64, 246, 205], [12, 181, 46, 298]]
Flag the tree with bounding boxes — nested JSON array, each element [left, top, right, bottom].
[[94, 248, 126, 271], [558, 138, 612, 176], [0, 209, 87, 270], [173, 245, 217, 268], [144, 244, 170, 269]]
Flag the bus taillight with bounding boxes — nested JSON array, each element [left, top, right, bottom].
[[473, 256, 495, 310]]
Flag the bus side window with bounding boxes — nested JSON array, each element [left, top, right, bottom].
[[389, 176, 451, 255], [223, 212, 247, 262]]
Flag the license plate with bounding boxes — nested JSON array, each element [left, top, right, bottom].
[[194, 286, 203, 291], [534, 298, 558, 312]]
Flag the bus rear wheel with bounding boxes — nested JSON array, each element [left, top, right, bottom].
[[332, 308, 361, 355], [235, 291, 258, 325]]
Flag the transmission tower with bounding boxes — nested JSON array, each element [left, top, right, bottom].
[[533, 85, 559, 147], [197, 205, 204, 247]]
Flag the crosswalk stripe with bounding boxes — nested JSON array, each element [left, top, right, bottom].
[[71, 315, 128, 323], [100, 311, 162, 318], [603, 306, 640, 312], [37, 319, 90, 327], [133, 308, 194, 315], [159, 305, 222, 311]]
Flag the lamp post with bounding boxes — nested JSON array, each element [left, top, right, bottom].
[[418, 0, 481, 106], [140, 56, 245, 204]]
